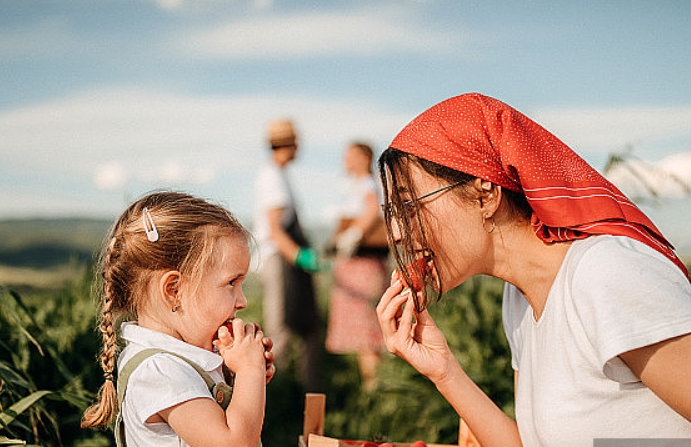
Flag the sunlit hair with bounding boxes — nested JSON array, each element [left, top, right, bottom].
[[350, 142, 374, 173], [81, 191, 251, 429], [378, 148, 531, 311]]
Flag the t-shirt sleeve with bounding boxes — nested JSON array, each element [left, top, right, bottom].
[[256, 167, 289, 211], [502, 282, 530, 371], [125, 354, 214, 424], [570, 237, 691, 383]]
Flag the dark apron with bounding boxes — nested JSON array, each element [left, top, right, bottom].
[[282, 216, 319, 335]]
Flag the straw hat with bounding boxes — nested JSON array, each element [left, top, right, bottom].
[[267, 119, 298, 148]]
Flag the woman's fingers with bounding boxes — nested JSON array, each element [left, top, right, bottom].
[[396, 291, 416, 337], [377, 287, 407, 332]]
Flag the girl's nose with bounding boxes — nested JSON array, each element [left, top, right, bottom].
[[237, 292, 248, 310]]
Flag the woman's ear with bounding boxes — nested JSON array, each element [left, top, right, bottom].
[[159, 270, 182, 309], [474, 179, 502, 215]]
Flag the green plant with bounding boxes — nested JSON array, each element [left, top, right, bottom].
[[0, 283, 108, 447]]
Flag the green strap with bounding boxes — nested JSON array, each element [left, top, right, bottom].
[[115, 348, 234, 447], [116, 348, 217, 404]]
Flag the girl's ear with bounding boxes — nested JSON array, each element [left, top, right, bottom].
[[159, 270, 182, 308]]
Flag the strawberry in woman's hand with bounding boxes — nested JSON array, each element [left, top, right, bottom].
[[399, 255, 431, 292]]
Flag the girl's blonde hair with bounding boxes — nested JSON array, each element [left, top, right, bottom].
[[81, 191, 250, 429]]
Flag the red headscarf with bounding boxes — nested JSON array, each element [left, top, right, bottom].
[[390, 93, 689, 278]]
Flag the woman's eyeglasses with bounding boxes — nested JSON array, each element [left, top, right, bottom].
[[382, 181, 465, 218]]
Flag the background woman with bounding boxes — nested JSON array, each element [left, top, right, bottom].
[[326, 142, 389, 390]]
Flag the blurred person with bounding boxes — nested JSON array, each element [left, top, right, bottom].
[[325, 142, 390, 390], [376, 93, 691, 446], [252, 119, 322, 392], [81, 191, 275, 447]]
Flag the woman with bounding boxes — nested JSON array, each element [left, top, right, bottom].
[[325, 142, 389, 390], [376, 93, 691, 446]]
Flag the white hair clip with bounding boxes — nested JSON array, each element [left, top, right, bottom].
[[142, 207, 159, 242]]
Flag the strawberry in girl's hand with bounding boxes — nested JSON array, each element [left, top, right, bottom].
[[214, 320, 261, 340], [410, 441, 428, 447], [220, 320, 234, 337]]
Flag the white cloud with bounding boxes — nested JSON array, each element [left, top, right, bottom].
[[181, 9, 453, 60], [145, 0, 272, 13], [2, 86, 690, 223], [604, 151, 691, 200], [532, 106, 691, 155], [94, 162, 128, 191], [0, 86, 409, 220]]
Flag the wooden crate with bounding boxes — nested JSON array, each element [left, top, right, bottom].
[[299, 393, 480, 447]]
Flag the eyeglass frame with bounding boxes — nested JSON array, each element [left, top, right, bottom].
[[382, 180, 466, 218]]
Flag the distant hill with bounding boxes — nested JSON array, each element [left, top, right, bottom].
[[0, 218, 111, 268], [0, 218, 334, 270]]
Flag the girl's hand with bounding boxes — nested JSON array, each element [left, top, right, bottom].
[[376, 275, 454, 384], [261, 335, 276, 384], [213, 318, 266, 376]]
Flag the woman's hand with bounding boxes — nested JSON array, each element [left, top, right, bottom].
[[376, 275, 455, 384], [213, 318, 267, 377]]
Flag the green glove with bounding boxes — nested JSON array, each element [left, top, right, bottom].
[[294, 247, 320, 272]]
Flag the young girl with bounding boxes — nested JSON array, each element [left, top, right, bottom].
[[81, 191, 275, 447]]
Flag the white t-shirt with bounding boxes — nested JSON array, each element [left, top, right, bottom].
[[338, 174, 380, 219], [118, 323, 225, 447], [252, 160, 296, 260], [503, 235, 691, 446]]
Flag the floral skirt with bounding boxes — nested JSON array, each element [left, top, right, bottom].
[[325, 255, 389, 354]]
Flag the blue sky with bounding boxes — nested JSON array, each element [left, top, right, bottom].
[[1, 0, 690, 253]]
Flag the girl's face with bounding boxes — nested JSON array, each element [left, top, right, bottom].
[[393, 164, 488, 292], [178, 235, 251, 350]]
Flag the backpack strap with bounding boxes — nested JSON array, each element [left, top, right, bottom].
[[115, 348, 234, 447]]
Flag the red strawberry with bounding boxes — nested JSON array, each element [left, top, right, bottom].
[[216, 320, 262, 338], [400, 255, 430, 292], [410, 441, 428, 447]]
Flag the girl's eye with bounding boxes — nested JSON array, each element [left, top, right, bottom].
[[228, 276, 245, 287]]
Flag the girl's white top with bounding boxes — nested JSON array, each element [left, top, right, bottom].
[[503, 235, 691, 446], [117, 322, 225, 447]]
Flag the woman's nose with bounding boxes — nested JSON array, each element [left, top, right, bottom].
[[390, 217, 403, 243]]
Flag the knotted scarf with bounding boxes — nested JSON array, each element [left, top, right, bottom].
[[389, 93, 688, 278]]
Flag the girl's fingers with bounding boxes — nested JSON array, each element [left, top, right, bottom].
[[216, 324, 233, 345], [231, 318, 245, 337], [262, 336, 274, 351]]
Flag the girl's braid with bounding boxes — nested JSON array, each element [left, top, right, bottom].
[[80, 235, 120, 428]]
